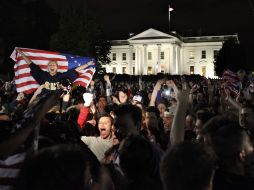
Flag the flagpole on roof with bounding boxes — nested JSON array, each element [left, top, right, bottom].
[[168, 4, 174, 32]]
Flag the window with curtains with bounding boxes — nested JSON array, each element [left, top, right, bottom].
[[190, 66, 194, 74], [213, 50, 219, 59], [160, 52, 164, 59], [201, 50, 206, 59], [189, 51, 195, 59], [148, 52, 152, 60], [148, 66, 153, 75], [201, 66, 206, 76], [112, 53, 116, 61], [112, 67, 116, 73], [122, 53, 126, 61], [122, 67, 126, 74]]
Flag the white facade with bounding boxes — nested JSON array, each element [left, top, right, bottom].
[[105, 28, 238, 78]]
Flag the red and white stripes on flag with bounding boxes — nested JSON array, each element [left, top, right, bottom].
[[10, 48, 96, 94], [222, 69, 240, 96], [0, 152, 26, 190]]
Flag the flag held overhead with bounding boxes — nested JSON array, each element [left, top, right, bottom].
[[10, 47, 96, 94]]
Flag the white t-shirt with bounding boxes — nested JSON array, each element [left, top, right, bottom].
[[81, 136, 113, 162]]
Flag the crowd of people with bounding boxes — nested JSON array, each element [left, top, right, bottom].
[[0, 56, 254, 190]]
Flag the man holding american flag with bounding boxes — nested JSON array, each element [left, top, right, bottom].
[[11, 48, 96, 94]]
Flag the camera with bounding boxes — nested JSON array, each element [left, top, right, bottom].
[[161, 84, 172, 99], [59, 78, 72, 94]]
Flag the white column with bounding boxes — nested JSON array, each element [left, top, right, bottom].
[[177, 45, 182, 74], [135, 47, 138, 75], [171, 44, 176, 74], [157, 44, 161, 73], [129, 45, 133, 75], [179, 47, 184, 75], [175, 45, 179, 74], [143, 44, 147, 75], [138, 47, 142, 75], [166, 46, 171, 74]]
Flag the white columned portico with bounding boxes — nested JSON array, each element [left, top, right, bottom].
[[129, 45, 133, 75], [143, 44, 147, 75], [108, 28, 234, 78], [157, 44, 161, 73]]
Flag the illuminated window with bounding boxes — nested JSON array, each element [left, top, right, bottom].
[[148, 66, 153, 75], [213, 50, 219, 59], [122, 53, 126, 61], [201, 50, 206, 59], [189, 51, 194, 59], [190, 66, 194, 74], [160, 52, 165, 60], [122, 67, 126, 74], [161, 65, 165, 73], [112, 53, 116, 61], [133, 53, 135, 60], [201, 66, 206, 76], [112, 67, 116, 73], [148, 52, 152, 60]]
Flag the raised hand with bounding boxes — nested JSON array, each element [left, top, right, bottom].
[[87, 61, 95, 66], [112, 96, 120, 105], [90, 80, 95, 87], [154, 78, 166, 91], [166, 80, 178, 94], [176, 82, 190, 104]]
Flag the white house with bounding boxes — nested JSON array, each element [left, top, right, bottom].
[[105, 28, 238, 78]]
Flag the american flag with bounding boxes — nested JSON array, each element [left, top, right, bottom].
[[0, 93, 58, 190], [222, 69, 239, 96], [10, 48, 96, 94]]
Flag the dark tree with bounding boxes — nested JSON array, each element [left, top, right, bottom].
[[214, 38, 246, 77], [50, 7, 111, 74], [0, 0, 57, 78]]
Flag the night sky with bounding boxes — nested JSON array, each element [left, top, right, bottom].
[[1, 0, 254, 74], [46, 0, 254, 38], [47, 0, 254, 64]]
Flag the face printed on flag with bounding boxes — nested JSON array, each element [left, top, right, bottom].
[[10, 48, 96, 94]]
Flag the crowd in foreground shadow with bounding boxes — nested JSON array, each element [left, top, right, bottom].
[[0, 71, 254, 190]]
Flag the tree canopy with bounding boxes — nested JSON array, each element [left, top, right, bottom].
[[214, 38, 247, 77], [50, 7, 111, 74]]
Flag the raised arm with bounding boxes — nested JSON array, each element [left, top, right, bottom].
[[170, 83, 190, 146], [104, 75, 113, 104], [16, 48, 32, 65], [75, 60, 95, 72], [149, 79, 164, 106], [28, 85, 45, 106], [0, 92, 61, 158]]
